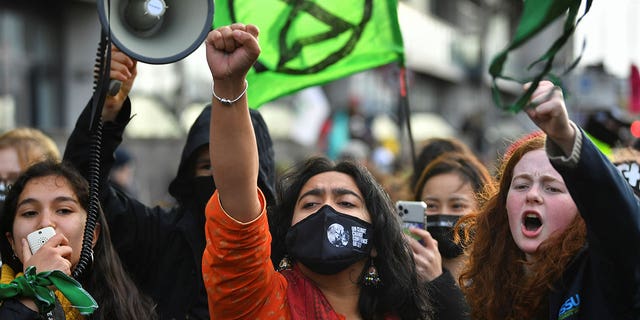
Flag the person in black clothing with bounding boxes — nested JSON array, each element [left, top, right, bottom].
[[63, 46, 276, 319], [459, 81, 640, 319], [110, 147, 136, 197]]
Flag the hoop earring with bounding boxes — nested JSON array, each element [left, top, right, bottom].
[[363, 258, 381, 287], [277, 255, 292, 271]]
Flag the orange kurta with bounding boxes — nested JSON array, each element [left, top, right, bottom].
[[202, 189, 290, 320]]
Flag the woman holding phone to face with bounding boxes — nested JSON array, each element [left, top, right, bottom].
[[0, 161, 156, 319], [407, 152, 493, 319]]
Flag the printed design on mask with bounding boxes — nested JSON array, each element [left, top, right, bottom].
[[326, 224, 369, 248], [286, 205, 373, 275], [351, 226, 368, 248], [426, 219, 455, 228], [327, 224, 349, 247]]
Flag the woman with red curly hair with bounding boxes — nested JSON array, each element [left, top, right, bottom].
[[459, 81, 640, 319]]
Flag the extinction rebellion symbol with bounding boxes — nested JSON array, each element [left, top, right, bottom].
[[227, 0, 373, 74]]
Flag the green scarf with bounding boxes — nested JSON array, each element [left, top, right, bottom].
[[489, 0, 592, 112], [0, 266, 98, 315]]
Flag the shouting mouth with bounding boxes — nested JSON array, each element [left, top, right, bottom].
[[521, 212, 542, 237]]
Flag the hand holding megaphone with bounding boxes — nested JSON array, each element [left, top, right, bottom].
[[96, 0, 213, 108], [103, 46, 137, 122], [97, 0, 213, 64]]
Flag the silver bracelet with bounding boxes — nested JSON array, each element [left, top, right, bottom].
[[212, 80, 248, 106]]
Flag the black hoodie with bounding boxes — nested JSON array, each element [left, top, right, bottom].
[[64, 99, 276, 320], [168, 105, 276, 206]]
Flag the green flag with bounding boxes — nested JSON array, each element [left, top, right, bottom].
[[214, 0, 405, 108], [489, 0, 592, 113]]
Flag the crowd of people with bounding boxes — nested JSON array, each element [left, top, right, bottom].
[[0, 22, 638, 320]]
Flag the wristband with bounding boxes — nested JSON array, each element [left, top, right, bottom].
[[212, 80, 248, 106]]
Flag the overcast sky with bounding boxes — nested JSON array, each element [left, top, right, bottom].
[[576, 0, 640, 78]]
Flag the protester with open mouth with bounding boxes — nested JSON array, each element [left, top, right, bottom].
[[457, 80, 640, 320]]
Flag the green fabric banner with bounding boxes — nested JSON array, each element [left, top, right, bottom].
[[489, 0, 592, 113], [214, 0, 405, 108]]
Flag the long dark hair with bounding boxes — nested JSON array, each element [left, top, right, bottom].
[[0, 161, 157, 319], [270, 157, 431, 320]]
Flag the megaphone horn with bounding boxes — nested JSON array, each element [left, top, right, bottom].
[[97, 0, 214, 65]]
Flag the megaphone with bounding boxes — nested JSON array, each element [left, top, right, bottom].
[[73, 0, 214, 280], [97, 0, 213, 64]]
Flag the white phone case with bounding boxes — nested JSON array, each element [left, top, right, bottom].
[[27, 227, 56, 254], [395, 200, 427, 229]]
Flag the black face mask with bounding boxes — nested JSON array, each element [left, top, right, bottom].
[[426, 215, 464, 259], [191, 176, 216, 215], [285, 205, 373, 275]]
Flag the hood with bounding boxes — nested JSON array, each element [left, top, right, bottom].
[[168, 105, 276, 206]]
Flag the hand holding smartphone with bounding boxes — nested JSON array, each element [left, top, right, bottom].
[[26, 227, 56, 254], [395, 200, 427, 241]]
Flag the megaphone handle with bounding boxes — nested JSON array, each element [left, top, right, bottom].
[[108, 80, 122, 96]]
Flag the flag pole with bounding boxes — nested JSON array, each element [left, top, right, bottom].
[[398, 64, 417, 175]]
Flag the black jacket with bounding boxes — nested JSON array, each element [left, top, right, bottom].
[[545, 130, 640, 319], [0, 299, 66, 319], [428, 269, 469, 319], [63, 99, 276, 319]]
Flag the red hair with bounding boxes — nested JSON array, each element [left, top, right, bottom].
[[457, 134, 586, 319]]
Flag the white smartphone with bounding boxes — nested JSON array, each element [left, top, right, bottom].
[[395, 200, 427, 232], [27, 227, 56, 254]]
